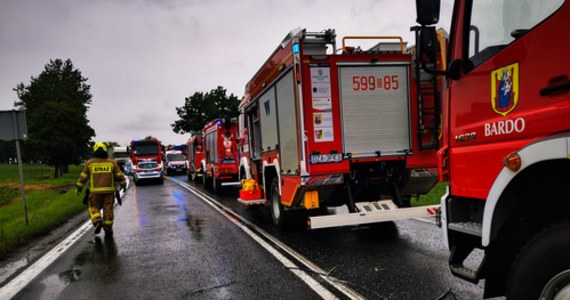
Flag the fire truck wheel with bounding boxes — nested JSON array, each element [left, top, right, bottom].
[[270, 177, 285, 228], [189, 165, 196, 182], [202, 170, 209, 187], [212, 174, 221, 193], [506, 223, 570, 300]]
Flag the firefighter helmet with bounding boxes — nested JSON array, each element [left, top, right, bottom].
[[93, 142, 107, 153]]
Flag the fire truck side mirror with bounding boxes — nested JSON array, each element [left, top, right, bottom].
[[416, 0, 440, 26]]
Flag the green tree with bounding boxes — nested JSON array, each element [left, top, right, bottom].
[[171, 86, 239, 135], [14, 59, 95, 178]]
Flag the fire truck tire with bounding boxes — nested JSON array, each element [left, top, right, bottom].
[[506, 223, 570, 300], [212, 174, 221, 193], [202, 170, 209, 187], [189, 165, 196, 182], [270, 177, 285, 228]]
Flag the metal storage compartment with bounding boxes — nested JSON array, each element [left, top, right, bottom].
[[338, 63, 412, 158]]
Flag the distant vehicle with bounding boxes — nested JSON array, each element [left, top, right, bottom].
[[186, 136, 204, 182], [123, 160, 133, 176], [201, 118, 240, 192], [129, 138, 164, 166], [164, 151, 187, 175], [166, 144, 188, 159], [110, 146, 129, 172], [133, 161, 164, 185]]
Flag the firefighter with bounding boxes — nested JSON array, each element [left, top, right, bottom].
[[76, 142, 127, 236]]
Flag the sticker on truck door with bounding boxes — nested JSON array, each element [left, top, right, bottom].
[[313, 112, 334, 142], [491, 62, 519, 117]]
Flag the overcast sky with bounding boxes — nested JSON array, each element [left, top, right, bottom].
[[0, 0, 451, 146]]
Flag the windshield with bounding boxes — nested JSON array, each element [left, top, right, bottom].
[[468, 0, 563, 68], [138, 162, 158, 169], [133, 144, 159, 155], [167, 154, 186, 161]]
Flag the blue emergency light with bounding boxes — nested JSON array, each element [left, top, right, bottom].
[[293, 42, 300, 54]]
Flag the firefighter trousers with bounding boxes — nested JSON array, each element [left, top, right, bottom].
[[88, 193, 115, 231]]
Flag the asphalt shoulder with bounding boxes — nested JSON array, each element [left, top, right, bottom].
[[0, 210, 88, 287]]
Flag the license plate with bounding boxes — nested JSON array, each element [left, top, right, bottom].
[[310, 153, 343, 164]]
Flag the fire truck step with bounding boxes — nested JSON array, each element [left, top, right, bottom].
[[450, 264, 480, 283], [448, 221, 482, 237], [355, 200, 398, 212], [221, 182, 241, 187], [308, 203, 440, 229], [237, 198, 266, 206]]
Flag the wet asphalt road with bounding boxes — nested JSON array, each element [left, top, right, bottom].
[[10, 175, 486, 299]]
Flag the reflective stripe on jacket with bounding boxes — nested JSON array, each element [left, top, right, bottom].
[[76, 158, 126, 194]]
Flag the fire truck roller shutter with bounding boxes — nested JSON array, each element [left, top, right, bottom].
[[338, 64, 412, 158], [276, 71, 299, 174]]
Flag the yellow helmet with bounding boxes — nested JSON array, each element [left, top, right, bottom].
[[93, 142, 107, 153]]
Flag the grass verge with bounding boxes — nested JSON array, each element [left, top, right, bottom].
[[0, 164, 86, 260], [411, 182, 448, 206]]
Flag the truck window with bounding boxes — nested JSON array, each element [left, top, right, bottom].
[[206, 130, 217, 163], [247, 106, 262, 160], [467, 0, 563, 68], [133, 145, 159, 155], [259, 87, 278, 152], [167, 153, 186, 161]]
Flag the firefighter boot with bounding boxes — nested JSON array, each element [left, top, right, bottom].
[[94, 221, 103, 234], [104, 224, 113, 237]]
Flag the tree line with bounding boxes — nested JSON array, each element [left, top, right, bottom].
[[1, 58, 239, 178]]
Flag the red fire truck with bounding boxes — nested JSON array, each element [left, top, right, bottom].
[[186, 135, 204, 182], [129, 138, 164, 166], [201, 118, 240, 192], [415, 1, 570, 298], [237, 28, 444, 228]]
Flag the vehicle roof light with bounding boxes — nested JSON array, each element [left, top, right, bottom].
[[293, 42, 300, 54], [504, 152, 521, 172]]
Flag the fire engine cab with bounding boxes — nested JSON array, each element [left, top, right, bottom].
[[201, 118, 240, 192], [129, 138, 163, 166], [237, 28, 444, 229], [415, 0, 570, 298]]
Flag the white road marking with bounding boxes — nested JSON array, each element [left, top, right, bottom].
[[172, 178, 366, 300]]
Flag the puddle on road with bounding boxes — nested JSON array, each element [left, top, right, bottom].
[[186, 214, 204, 233], [35, 267, 81, 299], [177, 212, 205, 240], [173, 192, 205, 239]]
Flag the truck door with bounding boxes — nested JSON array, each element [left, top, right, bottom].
[[448, 0, 568, 199]]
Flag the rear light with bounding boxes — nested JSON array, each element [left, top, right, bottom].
[[135, 168, 142, 173], [504, 152, 521, 172], [154, 167, 162, 171]]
